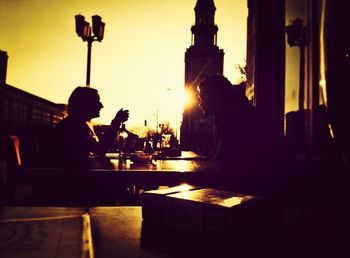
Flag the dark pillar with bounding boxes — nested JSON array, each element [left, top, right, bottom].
[[0, 50, 8, 85]]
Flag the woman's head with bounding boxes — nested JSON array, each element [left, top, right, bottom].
[[198, 74, 243, 116], [68, 86, 103, 119]]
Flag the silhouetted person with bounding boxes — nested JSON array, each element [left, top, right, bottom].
[[198, 74, 291, 194], [52, 86, 129, 168]]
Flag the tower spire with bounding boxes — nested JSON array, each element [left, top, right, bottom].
[[191, 0, 218, 47]]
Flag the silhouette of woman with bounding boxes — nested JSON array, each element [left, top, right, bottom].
[[53, 86, 129, 168]]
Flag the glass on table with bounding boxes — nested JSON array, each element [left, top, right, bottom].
[[130, 151, 153, 164]]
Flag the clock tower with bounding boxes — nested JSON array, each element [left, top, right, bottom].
[[181, 0, 224, 153]]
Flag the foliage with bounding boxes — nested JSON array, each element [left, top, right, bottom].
[[234, 61, 247, 83], [129, 122, 179, 149], [130, 122, 175, 138], [129, 126, 155, 138]]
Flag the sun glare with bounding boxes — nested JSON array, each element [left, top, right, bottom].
[[182, 88, 196, 110]]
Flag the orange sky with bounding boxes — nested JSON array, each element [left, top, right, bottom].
[[0, 0, 247, 130]]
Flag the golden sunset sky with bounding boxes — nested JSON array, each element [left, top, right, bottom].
[[0, 0, 247, 130]]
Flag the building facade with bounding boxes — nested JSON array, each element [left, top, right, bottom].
[[0, 50, 66, 136], [181, 0, 224, 153]]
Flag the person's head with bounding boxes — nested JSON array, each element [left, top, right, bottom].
[[68, 86, 103, 120], [198, 74, 243, 116]]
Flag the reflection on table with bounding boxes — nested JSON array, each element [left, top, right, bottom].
[[105, 150, 209, 160]]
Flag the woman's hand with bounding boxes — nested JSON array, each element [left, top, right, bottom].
[[113, 108, 129, 125]]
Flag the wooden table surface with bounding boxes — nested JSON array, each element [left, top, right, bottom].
[[25, 156, 282, 197], [0, 206, 281, 258], [2, 205, 348, 258]]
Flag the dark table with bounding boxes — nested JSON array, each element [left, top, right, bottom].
[[18, 150, 296, 206], [24, 156, 273, 194], [2, 205, 346, 258], [0, 206, 156, 258], [0, 206, 289, 258], [19, 153, 292, 208]]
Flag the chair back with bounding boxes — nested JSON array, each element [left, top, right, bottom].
[[0, 135, 22, 171], [0, 135, 22, 202], [18, 135, 40, 167]]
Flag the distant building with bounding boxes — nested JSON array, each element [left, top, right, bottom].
[[181, 0, 224, 153], [0, 50, 66, 135]]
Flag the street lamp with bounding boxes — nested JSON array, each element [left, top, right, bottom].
[[75, 14, 105, 86], [165, 88, 179, 139]]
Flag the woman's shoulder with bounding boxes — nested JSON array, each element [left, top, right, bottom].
[[55, 116, 90, 134]]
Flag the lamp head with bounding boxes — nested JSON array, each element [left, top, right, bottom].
[[75, 14, 85, 37], [92, 15, 105, 41], [75, 14, 90, 41], [285, 18, 305, 47]]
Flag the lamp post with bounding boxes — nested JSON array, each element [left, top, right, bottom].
[[165, 88, 179, 139], [285, 18, 308, 156], [75, 14, 105, 86], [286, 18, 306, 111]]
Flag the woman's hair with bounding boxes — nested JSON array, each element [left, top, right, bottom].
[[198, 74, 233, 93], [199, 74, 246, 102], [68, 86, 99, 114]]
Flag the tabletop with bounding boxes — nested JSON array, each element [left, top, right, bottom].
[[0, 206, 289, 258], [24, 159, 262, 195], [0, 206, 222, 258], [3, 205, 340, 258], [23, 154, 282, 201], [20, 149, 291, 206]]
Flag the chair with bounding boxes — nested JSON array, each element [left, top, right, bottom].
[[0, 134, 44, 205], [18, 134, 41, 168], [0, 135, 23, 203]]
